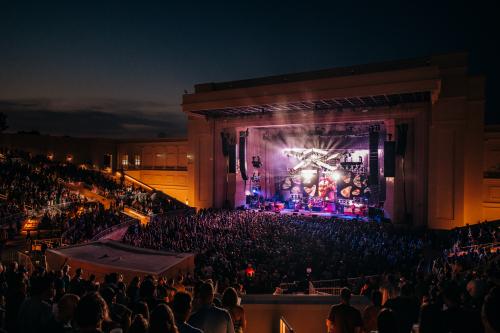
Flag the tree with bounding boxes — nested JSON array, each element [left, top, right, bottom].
[[0, 112, 7, 133]]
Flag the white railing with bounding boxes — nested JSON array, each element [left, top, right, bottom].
[[310, 287, 343, 296], [278, 274, 380, 295]]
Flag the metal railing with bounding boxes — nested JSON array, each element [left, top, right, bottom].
[[448, 241, 500, 257], [278, 274, 380, 295], [280, 316, 295, 333], [124, 165, 187, 171], [310, 287, 343, 296], [90, 216, 138, 241]]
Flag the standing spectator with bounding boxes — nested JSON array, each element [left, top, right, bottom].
[[362, 290, 382, 333], [17, 274, 55, 333], [383, 283, 419, 333], [172, 291, 203, 333], [5, 273, 26, 333], [74, 292, 109, 333], [326, 288, 363, 333], [45, 293, 80, 333], [222, 287, 246, 333], [69, 268, 84, 296], [482, 287, 500, 333], [189, 282, 234, 333], [61, 265, 71, 292], [377, 308, 398, 333], [129, 314, 149, 333], [150, 303, 179, 333]]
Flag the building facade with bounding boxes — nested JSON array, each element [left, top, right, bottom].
[[182, 53, 487, 229]]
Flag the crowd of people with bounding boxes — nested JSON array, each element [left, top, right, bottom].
[[0, 220, 498, 333], [46, 161, 184, 215], [324, 222, 500, 333], [123, 210, 431, 293], [0, 149, 186, 246], [2, 148, 500, 332], [60, 203, 127, 245], [0, 262, 245, 333]]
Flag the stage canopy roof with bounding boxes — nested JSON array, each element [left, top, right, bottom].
[[181, 53, 464, 118]]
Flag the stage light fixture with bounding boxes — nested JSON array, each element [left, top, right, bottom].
[[332, 171, 341, 181], [301, 169, 316, 183]]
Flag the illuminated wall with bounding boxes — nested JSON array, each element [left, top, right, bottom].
[[116, 139, 189, 203], [482, 126, 500, 221]]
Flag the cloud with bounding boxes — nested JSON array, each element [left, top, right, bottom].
[[0, 98, 187, 138]]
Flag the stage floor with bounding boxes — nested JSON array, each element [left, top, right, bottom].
[[257, 208, 369, 221]]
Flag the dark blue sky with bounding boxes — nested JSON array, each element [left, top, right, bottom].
[[1, 1, 498, 138]]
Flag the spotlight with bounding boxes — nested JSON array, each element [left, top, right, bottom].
[[332, 171, 341, 181], [301, 169, 316, 183]]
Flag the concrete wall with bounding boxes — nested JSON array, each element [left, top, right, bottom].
[[116, 139, 189, 202], [481, 126, 500, 221], [116, 139, 188, 170], [241, 295, 370, 333], [427, 61, 485, 228], [187, 116, 215, 209], [125, 169, 189, 203]]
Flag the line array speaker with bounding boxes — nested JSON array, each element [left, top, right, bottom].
[[384, 141, 396, 177], [369, 130, 379, 186], [396, 124, 408, 157], [239, 131, 248, 181]]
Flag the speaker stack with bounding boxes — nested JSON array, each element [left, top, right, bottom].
[[221, 132, 237, 173], [383, 140, 396, 177], [369, 130, 379, 186], [239, 131, 248, 181]]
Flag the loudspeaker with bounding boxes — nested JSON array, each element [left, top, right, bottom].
[[384, 141, 396, 177], [228, 144, 236, 173], [239, 131, 248, 181], [396, 124, 408, 157], [369, 130, 379, 185], [221, 132, 229, 157]]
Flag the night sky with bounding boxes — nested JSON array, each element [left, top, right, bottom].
[[1, 1, 499, 138]]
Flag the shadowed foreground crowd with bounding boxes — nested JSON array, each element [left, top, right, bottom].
[[0, 263, 245, 333], [0, 228, 499, 333]]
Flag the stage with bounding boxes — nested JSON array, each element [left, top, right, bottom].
[[250, 208, 371, 222]]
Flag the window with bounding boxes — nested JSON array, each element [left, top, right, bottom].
[[134, 154, 141, 167], [122, 154, 128, 167]]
